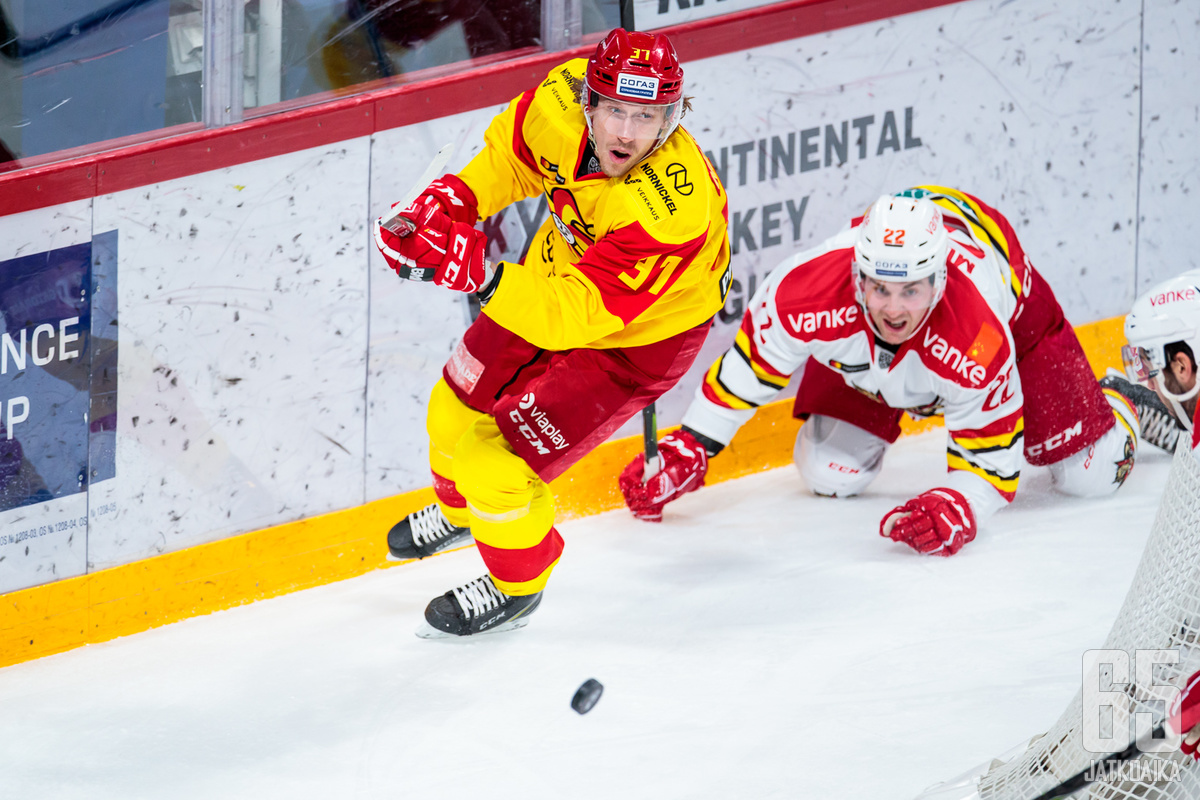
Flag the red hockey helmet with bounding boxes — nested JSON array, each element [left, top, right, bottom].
[[586, 28, 684, 105], [583, 28, 685, 155]]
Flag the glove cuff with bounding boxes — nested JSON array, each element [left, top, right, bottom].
[[477, 262, 502, 304], [680, 425, 725, 458], [439, 174, 480, 224]]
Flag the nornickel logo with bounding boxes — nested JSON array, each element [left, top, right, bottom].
[[666, 163, 692, 195]]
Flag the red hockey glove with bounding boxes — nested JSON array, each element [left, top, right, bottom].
[[382, 176, 478, 234], [880, 487, 977, 556], [1169, 669, 1200, 760], [375, 214, 494, 294], [619, 429, 709, 523], [414, 175, 478, 225]]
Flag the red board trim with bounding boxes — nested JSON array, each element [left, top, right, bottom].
[[0, 0, 962, 217]]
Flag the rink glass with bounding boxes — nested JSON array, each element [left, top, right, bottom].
[[0, 0, 625, 172]]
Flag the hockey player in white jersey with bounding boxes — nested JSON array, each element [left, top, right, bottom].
[[620, 187, 1140, 556], [1102, 269, 1200, 461]]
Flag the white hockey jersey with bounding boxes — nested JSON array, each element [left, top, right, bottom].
[[684, 187, 1033, 520]]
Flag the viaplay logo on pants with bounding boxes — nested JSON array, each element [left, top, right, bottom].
[[508, 392, 571, 456], [616, 73, 659, 100]]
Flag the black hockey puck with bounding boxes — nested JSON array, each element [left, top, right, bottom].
[[571, 678, 604, 714]]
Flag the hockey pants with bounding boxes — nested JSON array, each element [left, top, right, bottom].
[[427, 379, 563, 595], [427, 314, 709, 596]]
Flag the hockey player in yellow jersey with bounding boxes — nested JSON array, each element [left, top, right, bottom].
[[373, 28, 731, 637]]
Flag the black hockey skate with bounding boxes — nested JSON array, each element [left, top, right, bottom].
[[416, 574, 542, 638], [1100, 374, 1186, 453], [387, 502, 473, 561]]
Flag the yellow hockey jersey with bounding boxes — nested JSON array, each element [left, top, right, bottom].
[[456, 58, 731, 351]]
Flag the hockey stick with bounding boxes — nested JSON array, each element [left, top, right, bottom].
[[642, 403, 660, 481], [619, 0, 635, 31], [378, 142, 455, 235], [1028, 723, 1167, 800]]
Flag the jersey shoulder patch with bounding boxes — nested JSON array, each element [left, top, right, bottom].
[[537, 59, 586, 115], [771, 245, 862, 341], [527, 60, 590, 157], [912, 274, 1011, 389]]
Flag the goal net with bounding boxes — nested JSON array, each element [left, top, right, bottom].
[[917, 441, 1200, 800]]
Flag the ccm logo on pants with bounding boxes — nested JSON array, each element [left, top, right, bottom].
[[509, 393, 571, 455], [1028, 421, 1083, 458]]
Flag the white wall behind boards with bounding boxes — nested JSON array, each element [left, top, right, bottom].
[[0, 0, 1194, 592], [1136, 0, 1200, 295], [366, 108, 498, 500], [85, 142, 371, 571]]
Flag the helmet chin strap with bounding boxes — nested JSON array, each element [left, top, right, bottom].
[[1159, 380, 1198, 432], [1161, 379, 1200, 404], [1156, 357, 1200, 430], [1167, 395, 1195, 432]]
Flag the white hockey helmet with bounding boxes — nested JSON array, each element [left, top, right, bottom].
[[852, 194, 949, 332], [1123, 269, 1200, 417]]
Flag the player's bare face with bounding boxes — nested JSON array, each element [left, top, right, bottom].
[[863, 276, 936, 344], [590, 98, 666, 178]]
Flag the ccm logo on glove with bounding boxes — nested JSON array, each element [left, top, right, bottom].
[[374, 215, 493, 296]]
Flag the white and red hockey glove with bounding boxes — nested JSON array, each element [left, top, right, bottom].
[[619, 429, 711, 523], [374, 212, 495, 295], [1169, 669, 1200, 760], [880, 487, 977, 556]]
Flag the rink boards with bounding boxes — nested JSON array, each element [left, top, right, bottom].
[[0, 315, 1125, 669], [0, 0, 1194, 663]]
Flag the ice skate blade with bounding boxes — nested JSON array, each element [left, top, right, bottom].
[[414, 616, 533, 639], [386, 537, 474, 564]]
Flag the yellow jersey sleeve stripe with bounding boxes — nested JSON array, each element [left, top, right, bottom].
[[703, 358, 757, 410], [946, 451, 1020, 495], [953, 417, 1025, 452], [916, 184, 1013, 265], [734, 329, 790, 388], [1103, 388, 1139, 442]]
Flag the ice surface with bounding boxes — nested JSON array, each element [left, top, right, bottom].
[[0, 430, 1177, 800]]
